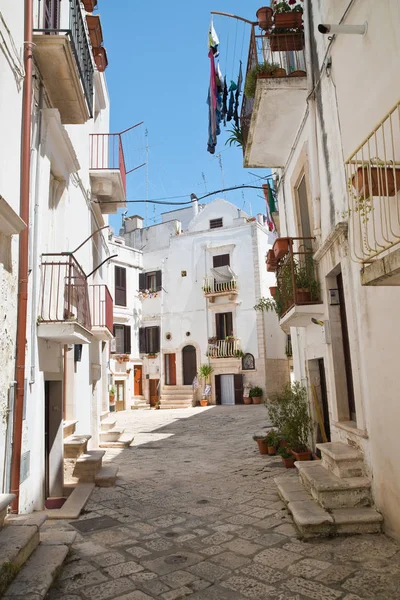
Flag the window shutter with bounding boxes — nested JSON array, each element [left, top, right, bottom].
[[155, 326, 160, 352], [215, 375, 221, 405], [213, 254, 230, 268], [234, 374, 243, 405], [226, 312, 233, 337], [124, 326, 131, 354], [115, 266, 127, 306], [139, 328, 146, 353], [215, 314, 222, 340], [155, 270, 162, 291], [138, 272, 145, 291]]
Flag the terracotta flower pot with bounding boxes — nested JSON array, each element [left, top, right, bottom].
[[269, 32, 304, 52], [82, 0, 97, 11], [290, 449, 312, 461], [274, 12, 303, 29], [267, 446, 277, 456], [351, 166, 400, 198], [296, 288, 312, 303], [244, 397, 252, 405], [200, 399, 208, 407], [269, 286, 277, 299], [252, 397, 262, 404], [273, 237, 290, 260], [256, 6, 273, 30], [289, 70, 307, 77], [256, 439, 269, 454], [86, 14, 103, 48], [282, 456, 296, 468], [93, 46, 108, 72]]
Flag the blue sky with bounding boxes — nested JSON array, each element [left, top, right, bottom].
[[99, 1, 270, 232]]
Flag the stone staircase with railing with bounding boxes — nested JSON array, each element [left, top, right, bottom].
[[0, 494, 75, 598], [276, 441, 383, 538], [160, 385, 194, 409]]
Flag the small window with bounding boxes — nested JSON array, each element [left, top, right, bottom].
[[213, 254, 230, 268], [139, 326, 160, 353], [115, 266, 127, 307], [139, 270, 162, 292], [210, 218, 223, 229], [242, 353, 255, 370], [113, 324, 131, 354]]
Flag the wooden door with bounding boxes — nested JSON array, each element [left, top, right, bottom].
[[337, 272, 356, 421], [318, 359, 331, 442], [182, 345, 196, 385], [234, 374, 243, 404], [149, 379, 159, 407], [220, 375, 235, 405], [165, 354, 176, 385], [215, 374, 221, 405], [134, 365, 143, 396], [115, 381, 125, 411]]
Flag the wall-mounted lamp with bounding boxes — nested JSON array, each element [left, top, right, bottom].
[[318, 23, 367, 36]]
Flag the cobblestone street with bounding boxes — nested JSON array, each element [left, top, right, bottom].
[[46, 406, 400, 600]]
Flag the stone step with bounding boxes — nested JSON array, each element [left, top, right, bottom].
[[65, 450, 105, 483], [63, 420, 78, 439], [100, 411, 110, 421], [160, 403, 193, 410], [0, 525, 40, 595], [5, 514, 48, 529], [316, 442, 365, 478], [0, 494, 16, 527], [3, 543, 69, 598], [99, 428, 125, 442], [42, 482, 95, 520], [64, 434, 91, 458], [95, 464, 119, 487], [100, 418, 117, 432], [296, 462, 372, 509], [331, 507, 383, 535], [99, 433, 134, 448]]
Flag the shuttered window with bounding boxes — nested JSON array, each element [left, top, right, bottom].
[[138, 270, 162, 292], [138, 326, 160, 353], [113, 324, 131, 354], [213, 254, 230, 268], [210, 218, 223, 229], [115, 266, 127, 306], [215, 312, 233, 340]]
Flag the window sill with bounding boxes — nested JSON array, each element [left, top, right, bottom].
[[332, 420, 369, 439]]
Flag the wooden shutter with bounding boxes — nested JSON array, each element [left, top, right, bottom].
[[124, 325, 131, 354], [226, 312, 233, 337], [138, 272, 145, 291], [114, 325, 124, 354], [215, 375, 221, 405], [139, 328, 146, 353], [215, 313, 222, 340], [155, 326, 160, 352], [155, 270, 162, 291], [115, 266, 127, 306], [213, 254, 230, 268], [234, 374, 243, 405]]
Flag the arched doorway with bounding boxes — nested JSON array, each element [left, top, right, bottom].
[[182, 345, 197, 385]]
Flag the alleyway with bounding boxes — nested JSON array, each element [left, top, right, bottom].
[[47, 406, 400, 600]]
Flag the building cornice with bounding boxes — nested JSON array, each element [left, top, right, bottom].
[[313, 222, 348, 263]]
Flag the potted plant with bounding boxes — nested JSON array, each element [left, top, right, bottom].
[[253, 434, 269, 455], [266, 429, 280, 455], [243, 383, 252, 405], [250, 386, 263, 404], [109, 386, 116, 412], [93, 46, 108, 72], [272, 0, 303, 29], [199, 363, 214, 406], [256, 6, 274, 30], [225, 124, 244, 148], [244, 61, 284, 99], [208, 336, 218, 344], [273, 237, 290, 260], [351, 164, 400, 199], [155, 400, 161, 410], [82, 0, 97, 11], [86, 14, 103, 48], [294, 256, 320, 304], [278, 446, 296, 468], [269, 286, 277, 298], [266, 249, 278, 271]]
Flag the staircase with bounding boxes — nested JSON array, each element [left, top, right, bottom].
[[131, 397, 150, 409], [276, 442, 383, 538], [160, 385, 193, 409], [0, 494, 75, 598], [99, 410, 134, 448]]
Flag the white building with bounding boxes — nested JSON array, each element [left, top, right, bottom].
[[242, 0, 400, 539], [0, 0, 125, 513], [119, 198, 289, 408]]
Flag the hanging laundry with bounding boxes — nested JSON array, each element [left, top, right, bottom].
[[227, 80, 237, 122], [263, 182, 277, 214], [233, 61, 243, 128], [208, 18, 219, 57], [221, 76, 228, 124]]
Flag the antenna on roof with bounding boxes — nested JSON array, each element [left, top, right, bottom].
[[145, 128, 149, 227]]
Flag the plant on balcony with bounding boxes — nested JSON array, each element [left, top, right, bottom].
[[295, 256, 320, 302], [225, 124, 244, 148], [208, 336, 218, 344], [225, 335, 237, 341], [272, 0, 303, 26], [346, 163, 400, 224], [244, 62, 283, 99], [256, 6, 274, 30]]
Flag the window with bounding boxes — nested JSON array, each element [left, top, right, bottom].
[[212, 254, 230, 268], [115, 266, 127, 306], [139, 270, 162, 292], [139, 326, 160, 353], [242, 353, 255, 370], [44, 0, 60, 29], [296, 176, 312, 249], [210, 218, 223, 229], [215, 312, 233, 340], [113, 324, 131, 354]]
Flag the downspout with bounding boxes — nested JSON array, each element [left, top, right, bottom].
[[11, 0, 33, 513]]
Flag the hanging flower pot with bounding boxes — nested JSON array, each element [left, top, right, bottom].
[[273, 237, 290, 260], [295, 288, 311, 303], [351, 166, 400, 198], [93, 46, 108, 72], [256, 6, 274, 30], [274, 12, 303, 29], [86, 14, 103, 48], [269, 286, 277, 299], [269, 32, 304, 53], [266, 249, 278, 272], [82, 0, 97, 11]]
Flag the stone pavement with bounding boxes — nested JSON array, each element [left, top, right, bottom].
[[46, 406, 400, 600]]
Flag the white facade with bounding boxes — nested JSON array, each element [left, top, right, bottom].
[[0, 0, 119, 511], [247, 0, 400, 539], [120, 199, 289, 407]]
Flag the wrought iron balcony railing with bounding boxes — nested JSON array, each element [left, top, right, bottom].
[[89, 284, 113, 333], [274, 238, 320, 318], [202, 276, 237, 296], [241, 24, 306, 149], [206, 338, 241, 359], [34, 0, 94, 118], [39, 254, 91, 331], [90, 133, 127, 195]]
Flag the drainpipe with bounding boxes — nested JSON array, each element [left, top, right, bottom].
[[10, 0, 33, 513]]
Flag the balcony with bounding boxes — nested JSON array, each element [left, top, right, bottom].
[[89, 133, 127, 213], [89, 284, 113, 340], [273, 238, 323, 333], [202, 275, 238, 303], [207, 338, 242, 359], [37, 254, 92, 344], [345, 101, 400, 286], [241, 24, 307, 168], [33, 0, 94, 124]]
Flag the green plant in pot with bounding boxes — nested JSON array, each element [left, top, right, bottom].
[[249, 386, 263, 404], [253, 433, 269, 455], [225, 124, 244, 148], [199, 363, 214, 406], [244, 62, 281, 99], [278, 445, 296, 468], [265, 429, 280, 455]]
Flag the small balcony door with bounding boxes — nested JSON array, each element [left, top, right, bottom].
[[149, 379, 159, 407], [215, 312, 233, 340], [182, 345, 196, 385], [134, 365, 143, 396], [115, 381, 125, 412], [44, 0, 60, 29], [165, 354, 176, 386]]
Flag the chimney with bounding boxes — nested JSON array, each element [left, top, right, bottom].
[[237, 208, 241, 218], [257, 213, 264, 225], [124, 215, 143, 233], [190, 193, 199, 216]]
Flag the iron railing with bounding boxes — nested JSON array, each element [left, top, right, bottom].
[[345, 101, 400, 264], [202, 276, 238, 295], [35, 0, 94, 117], [39, 254, 91, 330], [90, 133, 127, 194], [241, 24, 306, 149], [275, 238, 320, 318], [207, 339, 241, 359], [89, 284, 113, 333]]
